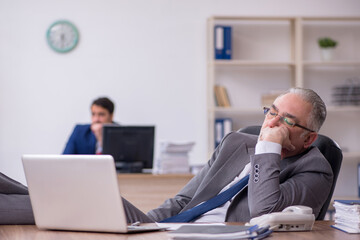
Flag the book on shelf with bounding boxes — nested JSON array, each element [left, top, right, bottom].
[[222, 86, 231, 107], [169, 224, 272, 240], [214, 85, 231, 107], [215, 118, 232, 148], [331, 199, 360, 233], [214, 85, 223, 106], [214, 25, 232, 60], [261, 91, 284, 107]]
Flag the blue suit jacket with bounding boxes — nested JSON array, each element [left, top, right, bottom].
[[63, 124, 96, 154]]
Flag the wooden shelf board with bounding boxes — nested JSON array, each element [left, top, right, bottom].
[[327, 106, 360, 112], [303, 61, 360, 66], [209, 60, 295, 67], [303, 17, 360, 21], [211, 106, 360, 114], [213, 107, 261, 114], [343, 152, 360, 160], [210, 16, 296, 21]]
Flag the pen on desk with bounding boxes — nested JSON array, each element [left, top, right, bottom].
[[256, 225, 270, 234], [254, 228, 273, 240]]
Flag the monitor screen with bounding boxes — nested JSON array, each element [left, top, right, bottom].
[[102, 125, 155, 173]]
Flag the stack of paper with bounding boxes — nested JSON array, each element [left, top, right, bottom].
[[332, 200, 360, 233], [155, 141, 195, 174], [168, 224, 272, 240]]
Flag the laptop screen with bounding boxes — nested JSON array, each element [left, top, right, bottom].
[[102, 125, 155, 173]]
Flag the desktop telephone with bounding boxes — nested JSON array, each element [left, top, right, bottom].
[[246, 205, 315, 232]]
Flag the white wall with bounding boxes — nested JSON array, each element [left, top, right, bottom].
[[1, 0, 360, 184]]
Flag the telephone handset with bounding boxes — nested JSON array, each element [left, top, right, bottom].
[[246, 205, 315, 231]]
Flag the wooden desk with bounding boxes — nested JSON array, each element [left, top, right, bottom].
[[0, 221, 358, 240], [117, 174, 194, 212]]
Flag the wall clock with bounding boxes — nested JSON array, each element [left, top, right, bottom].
[[46, 20, 79, 53]]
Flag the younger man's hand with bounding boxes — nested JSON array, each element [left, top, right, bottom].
[[91, 123, 103, 143]]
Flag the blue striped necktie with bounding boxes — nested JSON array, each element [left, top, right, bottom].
[[160, 174, 250, 223]]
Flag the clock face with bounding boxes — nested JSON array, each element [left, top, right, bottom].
[[47, 20, 79, 53]]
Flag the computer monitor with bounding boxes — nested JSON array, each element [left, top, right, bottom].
[[102, 125, 155, 173]]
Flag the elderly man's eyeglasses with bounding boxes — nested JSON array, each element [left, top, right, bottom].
[[263, 107, 315, 132]]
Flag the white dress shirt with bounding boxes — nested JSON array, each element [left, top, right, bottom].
[[194, 140, 281, 222]]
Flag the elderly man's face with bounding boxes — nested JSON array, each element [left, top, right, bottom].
[[261, 93, 316, 159]]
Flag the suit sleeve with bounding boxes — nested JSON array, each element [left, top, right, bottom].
[[146, 158, 212, 222], [0, 173, 35, 224], [247, 149, 333, 219], [63, 125, 79, 154]]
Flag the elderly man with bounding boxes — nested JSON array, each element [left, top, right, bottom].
[[122, 87, 333, 223]]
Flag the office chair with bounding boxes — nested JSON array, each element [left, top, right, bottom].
[[238, 125, 343, 220]]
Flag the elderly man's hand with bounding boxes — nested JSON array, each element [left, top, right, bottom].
[[259, 125, 295, 152]]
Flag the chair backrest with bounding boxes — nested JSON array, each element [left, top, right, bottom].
[[238, 125, 343, 220]]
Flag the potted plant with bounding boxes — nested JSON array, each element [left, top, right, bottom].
[[318, 37, 338, 61]]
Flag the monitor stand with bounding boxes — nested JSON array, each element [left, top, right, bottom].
[[115, 161, 143, 173]]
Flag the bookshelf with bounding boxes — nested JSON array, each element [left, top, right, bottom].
[[207, 16, 360, 199]]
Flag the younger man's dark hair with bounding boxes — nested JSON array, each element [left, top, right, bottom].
[[91, 97, 114, 114]]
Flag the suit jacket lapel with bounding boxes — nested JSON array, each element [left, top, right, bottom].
[[182, 143, 255, 211]]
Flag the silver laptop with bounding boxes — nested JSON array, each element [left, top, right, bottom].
[[22, 154, 164, 233]]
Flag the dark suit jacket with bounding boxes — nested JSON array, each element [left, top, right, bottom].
[[63, 124, 96, 154], [0, 172, 34, 224], [147, 131, 333, 222]]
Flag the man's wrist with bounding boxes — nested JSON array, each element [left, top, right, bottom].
[[255, 141, 282, 155]]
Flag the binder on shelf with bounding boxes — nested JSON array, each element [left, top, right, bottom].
[[223, 26, 232, 59], [214, 25, 232, 60], [215, 118, 232, 148], [214, 26, 224, 59]]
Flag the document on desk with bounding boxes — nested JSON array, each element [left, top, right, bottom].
[[164, 224, 272, 240], [156, 222, 225, 231]]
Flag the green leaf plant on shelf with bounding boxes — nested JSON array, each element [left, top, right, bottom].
[[318, 37, 338, 61]]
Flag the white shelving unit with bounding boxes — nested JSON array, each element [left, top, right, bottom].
[[207, 16, 360, 199]]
